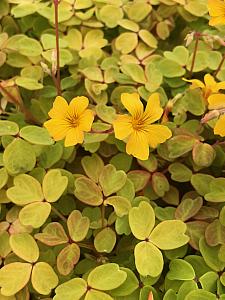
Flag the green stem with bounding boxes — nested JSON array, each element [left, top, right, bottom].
[[53, 0, 61, 95], [51, 205, 67, 223]]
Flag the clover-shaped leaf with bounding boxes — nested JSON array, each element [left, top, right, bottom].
[[54, 278, 87, 300], [57, 244, 80, 276], [67, 210, 90, 242]]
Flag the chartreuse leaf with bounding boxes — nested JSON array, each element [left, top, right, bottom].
[[0, 232, 11, 258], [109, 268, 139, 297], [7, 174, 43, 206], [99, 164, 127, 196], [167, 259, 195, 281], [0, 168, 8, 190], [87, 263, 127, 290], [57, 243, 80, 276], [9, 233, 39, 263], [191, 174, 213, 196], [19, 126, 54, 146], [129, 201, 155, 240], [74, 177, 103, 206], [31, 262, 58, 295], [42, 170, 68, 203], [104, 196, 131, 217], [53, 278, 87, 300], [19, 202, 51, 228], [134, 241, 163, 277], [3, 139, 36, 176], [35, 222, 69, 246], [149, 220, 189, 250], [67, 210, 90, 242], [185, 290, 217, 300], [0, 262, 32, 296], [0, 121, 19, 136], [85, 290, 113, 300], [115, 32, 138, 54], [0, 292, 16, 300], [94, 227, 116, 253], [81, 154, 104, 183]]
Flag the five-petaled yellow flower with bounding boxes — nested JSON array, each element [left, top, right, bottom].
[[44, 96, 94, 147], [183, 74, 225, 100], [208, 0, 225, 26], [113, 93, 172, 160], [208, 93, 225, 136]]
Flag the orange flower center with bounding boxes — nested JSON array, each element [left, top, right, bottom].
[[66, 114, 80, 128], [132, 118, 145, 131]]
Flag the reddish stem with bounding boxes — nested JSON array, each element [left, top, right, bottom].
[[53, 0, 61, 95], [189, 32, 200, 78]]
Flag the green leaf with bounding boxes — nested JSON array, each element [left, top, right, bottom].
[[11, 3, 38, 17], [74, 176, 103, 206], [185, 290, 217, 300], [0, 262, 32, 296], [67, 210, 90, 242], [129, 201, 155, 240], [121, 64, 146, 84], [167, 135, 196, 158], [81, 154, 104, 183], [0, 232, 11, 258], [99, 164, 127, 197], [87, 263, 127, 290], [57, 243, 80, 276], [31, 262, 58, 295], [164, 46, 189, 66], [139, 29, 158, 48], [167, 259, 195, 281], [94, 227, 116, 253], [205, 178, 225, 202], [19, 202, 51, 229], [199, 271, 218, 293], [54, 278, 87, 300], [41, 33, 68, 50], [35, 222, 69, 246], [42, 170, 68, 203], [199, 237, 225, 271], [0, 121, 19, 136], [99, 5, 123, 28], [15, 77, 43, 90], [152, 172, 170, 197], [9, 233, 39, 263], [127, 2, 152, 22], [191, 173, 213, 196], [104, 196, 131, 217], [168, 163, 192, 182], [85, 290, 113, 300], [110, 268, 139, 297], [95, 104, 117, 124], [158, 58, 185, 78], [7, 174, 43, 206], [134, 241, 163, 277], [19, 126, 54, 145], [3, 139, 36, 176], [149, 220, 189, 250], [192, 143, 215, 168]]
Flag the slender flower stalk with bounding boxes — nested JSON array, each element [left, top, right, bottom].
[[53, 0, 61, 95]]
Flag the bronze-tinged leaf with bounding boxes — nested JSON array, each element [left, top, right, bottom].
[[205, 220, 225, 247], [57, 243, 80, 276], [175, 197, 203, 222], [35, 222, 68, 246], [186, 221, 208, 250]]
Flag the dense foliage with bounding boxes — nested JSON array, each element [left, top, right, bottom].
[[1, 0, 225, 299]]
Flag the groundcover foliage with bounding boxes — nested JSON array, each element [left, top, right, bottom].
[[1, 0, 225, 299]]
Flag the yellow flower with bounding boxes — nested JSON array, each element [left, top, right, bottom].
[[207, 93, 225, 136], [113, 93, 172, 160], [208, 0, 225, 26], [44, 96, 94, 147], [183, 74, 225, 99]]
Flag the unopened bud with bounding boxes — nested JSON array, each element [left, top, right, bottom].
[[201, 110, 220, 123], [40, 62, 51, 76], [184, 32, 195, 47]]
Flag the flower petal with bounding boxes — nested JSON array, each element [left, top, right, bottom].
[[214, 115, 225, 136], [68, 96, 89, 118], [183, 78, 205, 89], [208, 94, 225, 109], [126, 131, 149, 160], [143, 93, 163, 124], [121, 93, 143, 118], [146, 124, 172, 148], [48, 96, 68, 119], [216, 81, 225, 90], [44, 119, 69, 141], [204, 74, 217, 89], [64, 128, 84, 147], [113, 115, 133, 140], [78, 109, 94, 132], [209, 16, 225, 26], [208, 0, 225, 17]]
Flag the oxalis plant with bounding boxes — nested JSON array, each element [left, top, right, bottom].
[[2, 0, 225, 300]]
